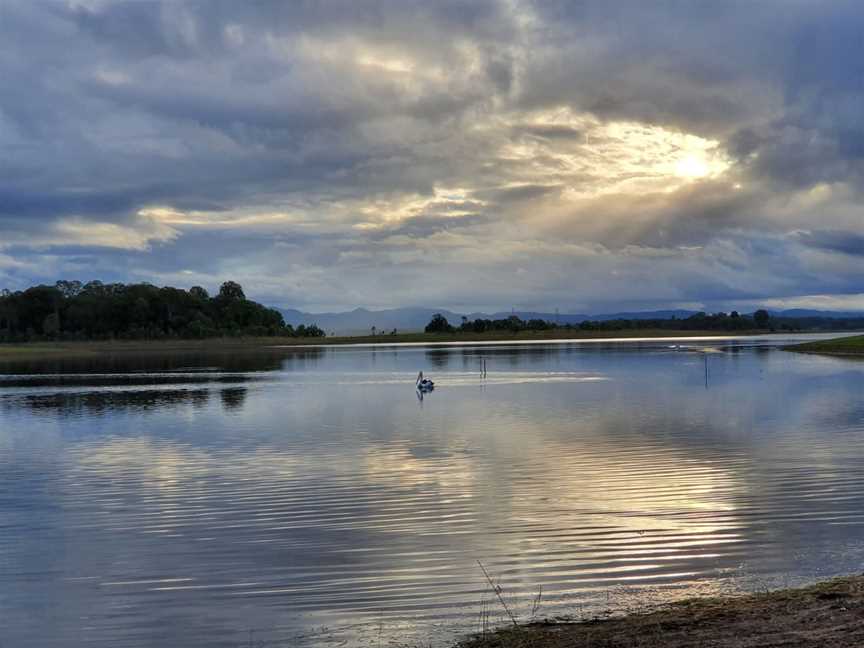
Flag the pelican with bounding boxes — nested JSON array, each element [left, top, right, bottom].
[[416, 371, 435, 391]]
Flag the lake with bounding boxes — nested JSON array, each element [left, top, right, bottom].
[[1, 334, 863, 647]]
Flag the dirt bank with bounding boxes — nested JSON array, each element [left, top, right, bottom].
[[458, 576, 864, 648]]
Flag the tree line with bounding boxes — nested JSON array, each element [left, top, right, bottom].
[[426, 310, 864, 334], [0, 280, 324, 342]]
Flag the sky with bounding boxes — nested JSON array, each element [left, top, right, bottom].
[[1, 1, 863, 314]]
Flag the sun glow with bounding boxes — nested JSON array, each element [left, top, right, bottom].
[[675, 155, 711, 179], [493, 108, 732, 198]]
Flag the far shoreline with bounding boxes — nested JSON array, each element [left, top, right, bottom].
[[1, 329, 862, 361], [0, 328, 770, 360]]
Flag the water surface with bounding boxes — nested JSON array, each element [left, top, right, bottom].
[[2, 334, 863, 646]]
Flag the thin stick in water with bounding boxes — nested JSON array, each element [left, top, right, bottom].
[[477, 560, 519, 629]]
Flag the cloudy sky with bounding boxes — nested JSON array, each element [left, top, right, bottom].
[[1, 1, 862, 313]]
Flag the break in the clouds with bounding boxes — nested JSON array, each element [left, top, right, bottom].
[[1, 0, 862, 312]]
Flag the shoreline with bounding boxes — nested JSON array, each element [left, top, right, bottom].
[[0, 329, 767, 360], [1, 329, 860, 361], [786, 334, 864, 357], [456, 575, 864, 647]]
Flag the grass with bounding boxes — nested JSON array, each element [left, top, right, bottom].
[[0, 336, 329, 360], [456, 575, 864, 648], [786, 334, 864, 356], [0, 328, 763, 360]]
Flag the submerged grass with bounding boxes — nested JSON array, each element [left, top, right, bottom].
[[456, 575, 864, 648], [787, 334, 864, 356]]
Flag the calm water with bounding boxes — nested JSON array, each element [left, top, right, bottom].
[[1, 334, 863, 647]]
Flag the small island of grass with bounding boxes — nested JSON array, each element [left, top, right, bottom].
[[787, 334, 864, 356]]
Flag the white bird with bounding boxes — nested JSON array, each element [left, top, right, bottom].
[[416, 371, 435, 391]]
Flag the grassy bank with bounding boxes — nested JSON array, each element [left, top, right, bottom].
[[458, 575, 864, 648], [0, 329, 758, 359], [787, 334, 864, 356], [0, 338, 309, 360]]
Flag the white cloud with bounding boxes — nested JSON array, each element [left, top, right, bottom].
[[50, 214, 179, 250]]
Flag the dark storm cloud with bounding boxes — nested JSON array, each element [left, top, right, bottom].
[[371, 213, 490, 240], [519, 1, 789, 131], [473, 184, 565, 203], [795, 230, 864, 257], [0, 0, 862, 311], [0, 186, 154, 219], [516, 125, 585, 142]]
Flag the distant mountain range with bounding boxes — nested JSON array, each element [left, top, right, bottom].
[[276, 306, 864, 335]]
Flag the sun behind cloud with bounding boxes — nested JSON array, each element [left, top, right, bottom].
[[674, 153, 728, 180]]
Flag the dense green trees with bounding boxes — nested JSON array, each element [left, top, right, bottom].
[[428, 311, 864, 335], [572, 311, 762, 332], [424, 313, 454, 333], [0, 280, 324, 342], [459, 315, 554, 334]]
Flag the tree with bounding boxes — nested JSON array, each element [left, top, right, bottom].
[[425, 313, 453, 333], [753, 309, 770, 328], [55, 280, 82, 298], [189, 286, 209, 301], [43, 312, 60, 338], [132, 297, 150, 326], [305, 324, 325, 337], [0, 278, 325, 341], [218, 281, 245, 302]]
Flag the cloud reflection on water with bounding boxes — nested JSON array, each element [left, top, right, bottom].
[[0, 342, 863, 647]]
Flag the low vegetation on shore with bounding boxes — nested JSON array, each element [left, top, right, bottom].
[[457, 575, 864, 648], [787, 335, 864, 356], [424, 309, 777, 335], [318, 328, 758, 345], [420, 310, 864, 338]]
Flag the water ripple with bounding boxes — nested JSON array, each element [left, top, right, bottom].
[[1, 342, 864, 646]]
